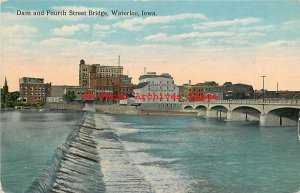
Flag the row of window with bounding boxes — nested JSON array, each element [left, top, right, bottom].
[[148, 87, 175, 90], [21, 87, 45, 91], [158, 104, 177, 108], [23, 92, 45, 96], [189, 89, 205, 92], [148, 88, 176, 92], [97, 69, 122, 73]]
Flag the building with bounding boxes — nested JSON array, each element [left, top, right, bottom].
[[19, 77, 51, 104], [47, 85, 90, 102], [179, 81, 219, 102], [133, 72, 181, 110], [79, 59, 134, 103], [79, 59, 123, 88], [205, 82, 254, 100], [2, 77, 9, 95]]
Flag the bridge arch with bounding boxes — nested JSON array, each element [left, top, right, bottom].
[[209, 105, 229, 112], [231, 106, 261, 121], [195, 105, 207, 110], [263, 107, 300, 126], [232, 106, 262, 114], [207, 105, 228, 118], [183, 105, 194, 110], [195, 105, 207, 116], [266, 106, 300, 114]]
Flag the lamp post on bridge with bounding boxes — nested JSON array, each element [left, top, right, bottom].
[[261, 75, 266, 104]]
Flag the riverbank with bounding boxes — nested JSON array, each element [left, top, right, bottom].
[[94, 104, 196, 116]]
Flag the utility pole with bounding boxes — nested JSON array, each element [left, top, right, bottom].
[[261, 75, 266, 104]]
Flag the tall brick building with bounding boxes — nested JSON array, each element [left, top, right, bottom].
[[19, 77, 51, 104], [79, 59, 134, 102]]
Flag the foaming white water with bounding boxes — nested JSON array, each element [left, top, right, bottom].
[[128, 151, 179, 165], [0, 182, 5, 193], [99, 114, 194, 192], [136, 164, 192, 193], [124, 147, 192, 192]]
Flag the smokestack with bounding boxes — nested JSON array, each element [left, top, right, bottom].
[[277, 82, 278, 92], [118, 55, 120, 66], [144, 67, 146, 75], [189, 80, 191, 85]]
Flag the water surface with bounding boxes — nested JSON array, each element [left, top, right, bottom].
[[103, 115, 300, 193], [1, 110, 83, 193]]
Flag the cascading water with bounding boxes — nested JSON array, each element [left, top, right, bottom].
[[25, 112, 105, 193]]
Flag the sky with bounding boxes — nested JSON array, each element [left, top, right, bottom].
[[1, 0, 300, 91]]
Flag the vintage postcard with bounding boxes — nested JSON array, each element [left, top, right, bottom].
[[1, 1, 300, 193]]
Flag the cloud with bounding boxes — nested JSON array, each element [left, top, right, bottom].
[[114, 13, 207, 31], [93, 24, 111, 31], [92, 24, 112, 37], [237, 25, 273, 32], [144, 33, 168, 41], [193, 18, 261, 30], [263, 39, 300, 48], [281, 20, 300, 30], [2, 25, 37, 39], [144, 31, 234, 42], [52, 24, 89, 36]]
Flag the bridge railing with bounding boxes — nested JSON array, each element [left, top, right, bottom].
[[183, 99, 300, 106]]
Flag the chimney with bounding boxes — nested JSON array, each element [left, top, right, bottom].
[[189, 80, 191, 85]]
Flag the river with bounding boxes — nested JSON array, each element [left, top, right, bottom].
[[102, 114, 300, 193], [1, 111, 300, 193], [0, 110, 83, 193]]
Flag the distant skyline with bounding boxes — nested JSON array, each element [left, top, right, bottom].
[[1, 1, 300, 91]]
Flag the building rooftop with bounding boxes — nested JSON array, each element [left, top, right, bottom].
[[133, 82, 149, 89], [139, 72, 173, 80]]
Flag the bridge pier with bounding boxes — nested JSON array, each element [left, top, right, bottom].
[[196, 110, 206, 117]]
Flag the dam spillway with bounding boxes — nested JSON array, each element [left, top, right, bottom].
[[26, 111, 152, 193]]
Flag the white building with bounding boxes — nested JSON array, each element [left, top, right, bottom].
[[133, 72, 181, 110]]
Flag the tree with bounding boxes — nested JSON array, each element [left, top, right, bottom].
[[1, 88, 6, 108], [9, 91, 20, 101], [63, 91, 76, 102]]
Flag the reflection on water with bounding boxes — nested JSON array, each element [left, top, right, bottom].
[[0, 110, 83, 193]]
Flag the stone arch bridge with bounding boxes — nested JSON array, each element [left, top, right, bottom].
[[183, 99, 300, 126]]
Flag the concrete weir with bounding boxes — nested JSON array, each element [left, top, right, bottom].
[[93, 113, 152, 193], [26, 106, 151, 193]]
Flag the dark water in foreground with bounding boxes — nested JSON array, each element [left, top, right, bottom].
[[1, 110, 83, 193], [103, 115, 300, 193]]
